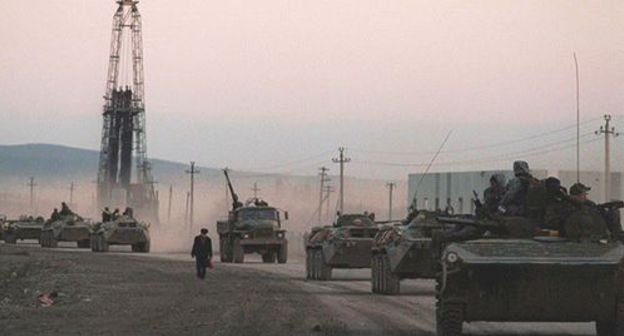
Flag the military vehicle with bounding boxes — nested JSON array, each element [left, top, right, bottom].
[[217, 170, 288, 264], [40, 213, 94, 248], [306, 213, 380, 280], [435, 201, 624, 336], [1, 215, 45, 244], [371, 210, 457, 294], [90, 212, 150, 252]]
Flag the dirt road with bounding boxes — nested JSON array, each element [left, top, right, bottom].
[[1, 242, 597, 335]]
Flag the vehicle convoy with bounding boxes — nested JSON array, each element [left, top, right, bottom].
[[371, 210, 458, 294], [306, 213, 380, 280], [90, 210, 150, 253], [217, 169, 288, 264], [435, 201, 624, 336], [40, 205, 93, 248], [1, 215, 45, 244]]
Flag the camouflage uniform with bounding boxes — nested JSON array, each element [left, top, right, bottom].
[[483, 174, 507, 215], [499, 161, 534, 216]]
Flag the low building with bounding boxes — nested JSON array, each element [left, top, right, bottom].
[[408, 169, 621, 214]]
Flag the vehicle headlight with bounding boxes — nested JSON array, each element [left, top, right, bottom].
[[276, 232, 284, 239], [446, 252, 459, 263], [243, 233, 250, 239]]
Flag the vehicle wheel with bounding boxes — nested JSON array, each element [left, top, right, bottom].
[[133, 241, 150, 253], [219, 238, 228, 262], [49, 234, 58, 248], [436, 279, 464, 336], [381, 253, 400, 295], [40, 232, 48, 247], [371, 253, 380, 293], [220, 239, 233, 263], [277, 242, 288, 264], [233, 238, 244, 263], [262, 251, 276, 263], [90, 235, 99, 252], [596, 291, 624, 336], [316, 249, 332, 281], [99, 235, 109, 252], [305, 250, 313, 279], [4, 233, 17, 244]]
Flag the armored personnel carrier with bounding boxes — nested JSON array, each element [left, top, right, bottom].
[[90, 212, 150, 252], [306, 213, 380, 281], [217, 170, 288, 264], [371, 210, 458, 294], [2, 215, 45, 244], [40, 211, 93, 248], [435, 201, 624, 336]]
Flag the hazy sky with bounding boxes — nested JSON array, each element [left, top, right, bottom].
[[1, 0, 623, 179]]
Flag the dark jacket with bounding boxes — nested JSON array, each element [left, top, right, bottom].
[[191, 235, 213, 260]]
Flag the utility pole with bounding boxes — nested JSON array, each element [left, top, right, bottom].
[[332, 147, 350, 214], [386, 182, 396, 221], [318, 167, 329, 224], [252, 182, 261, 198], [184, 191, 190, 227], [595, 115, 619, 201], [69, 182, 75, 205], [185, 162, 199, 228], [167, 185, 173, 223], [27, 177, 36, 211]]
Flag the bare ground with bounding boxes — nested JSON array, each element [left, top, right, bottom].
[[0, 242, 597, 336], [0, 243, 344, 336]]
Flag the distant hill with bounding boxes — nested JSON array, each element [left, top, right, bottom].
[[0, 143, 220, 183]]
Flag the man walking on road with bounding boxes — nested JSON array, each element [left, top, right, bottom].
[[191, 228, 213, 279]]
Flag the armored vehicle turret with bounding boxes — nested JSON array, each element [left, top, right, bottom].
[[90, 211, 150, 253], [217, 170, 288, 264], [2, 215, 46, 244], [40, 205, 93, 248], [434, 201, 624, 336], [305, 213, 380, 281]]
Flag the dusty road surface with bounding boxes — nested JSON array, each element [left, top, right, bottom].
[[1, 242, 597, 336]]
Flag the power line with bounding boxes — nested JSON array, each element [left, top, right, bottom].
[[349, 117, 602, 156], [353, 131, 595, 168]]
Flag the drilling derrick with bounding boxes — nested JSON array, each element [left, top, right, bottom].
[[97, 0, 158, 223]]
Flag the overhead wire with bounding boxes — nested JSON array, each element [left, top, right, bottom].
[[349, 116, 602, 156]]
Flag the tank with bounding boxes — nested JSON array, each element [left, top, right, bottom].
[[371, 210, 455, 294], [2, 215, 45, 244], [435, 201, 624, 336], [90, 214, 150, 252], [306, 213, 380, 281], [217, 170, 288, 264], [40, 213, 94, 248]]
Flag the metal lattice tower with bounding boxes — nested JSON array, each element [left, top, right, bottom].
[[97, 1, 157, 220]]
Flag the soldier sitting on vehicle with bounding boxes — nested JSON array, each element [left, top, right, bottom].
[[483, 174, 507, 215], [542, 177, 575, 233], [50, 208, 61, 222], [112, 208, 120, 220], [498, 161, 539, 216], [122, 207, 134, 218], [59, 202, 74, 216], [102, 207, 112, 222]]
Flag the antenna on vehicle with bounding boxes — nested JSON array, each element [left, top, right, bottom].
[[573, 52, 581, 183], [411, 130, 453, 206]]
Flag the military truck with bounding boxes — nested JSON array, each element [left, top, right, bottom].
[[217, 170, 288, 264], [40, 212, 93, 248], [1, 215, 46, 244], [371, 210, 458, 294], [435, 201, 624, 336], [90, 212, 150, 252], [306, 213, 380, 281]]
